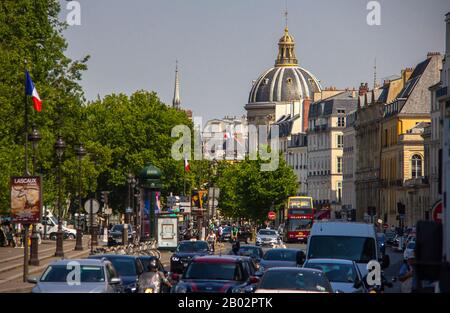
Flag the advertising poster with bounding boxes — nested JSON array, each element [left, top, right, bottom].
[[10, 176, 42, 224]]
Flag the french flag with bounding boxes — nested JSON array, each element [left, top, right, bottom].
[[25, 71, 42, 112], [184, 156, 190, 172]]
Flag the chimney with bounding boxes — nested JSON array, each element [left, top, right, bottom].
[[427, 52, 440, 58], [359, 82, 369, 96], [302, 97, 311, 132], [401, 68, 413, 85]]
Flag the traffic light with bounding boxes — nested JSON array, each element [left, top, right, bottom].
[[367, 207, 376, 216], [397, 202, 405, 215]]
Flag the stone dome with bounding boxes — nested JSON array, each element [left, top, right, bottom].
[[248, 65, 322, 103], [247, 27, 322, 104]]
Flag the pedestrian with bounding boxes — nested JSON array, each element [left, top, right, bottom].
[[399, 251, 416, 293], [0, 226, 6, 247], [231, 224, 238, 242], [6, 225, 15, 247]]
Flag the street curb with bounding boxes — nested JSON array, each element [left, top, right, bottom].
[[0, 249, 90, 288]]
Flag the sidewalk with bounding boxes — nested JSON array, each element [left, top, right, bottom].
[[0, 237, 93, 293]]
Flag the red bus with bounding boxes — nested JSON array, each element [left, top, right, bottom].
[[284, 196, 314, 243]]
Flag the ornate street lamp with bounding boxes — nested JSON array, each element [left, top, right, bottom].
[[74, 143, 86, 251], [122, 173, 135, 244], [28, 125, 41, 266], [54, 136, 66, 257]]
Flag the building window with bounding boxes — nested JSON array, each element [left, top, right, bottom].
[[337, 157, 343, 174], [411, 154, 423, 178], [337, 117, 345, 127], [337, 181, 342, 203], [337, 135, 344, 148]]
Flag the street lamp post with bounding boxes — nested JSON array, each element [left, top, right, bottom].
[[75, 143, 86, 251], [122, 173, 133, 244], [54, 136, 66, 257], [28, 125, 41, 266], [131, 176, 136, 242]]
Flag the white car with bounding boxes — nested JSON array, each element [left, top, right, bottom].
[[255, 267, 333, 293], [404, 241, 416, 260], [303, 258, 367, 293], [255, 229, 281, 247]]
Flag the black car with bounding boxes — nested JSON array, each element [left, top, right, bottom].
[[237, 227, 253, 244], [88, 254, 145, 293], [219, 226, 232, 242], [172, 255, 260, 293], [259, 248, 305, 271], [384, 230, 396, 246], [228, 245, 264, 263], [108, 224, 135, 246], [170, 240, 212, 275]]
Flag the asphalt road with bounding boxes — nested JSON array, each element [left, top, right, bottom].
[[219, 241, 404, 293]]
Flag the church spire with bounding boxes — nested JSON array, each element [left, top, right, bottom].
[[275, 8, 298, 67], [172, 60, 181, 109]]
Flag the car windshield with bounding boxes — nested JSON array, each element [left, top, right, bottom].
[[308, 236, 376, 263], [183, 262, 240, 281], [111, 225, 131, 232], [259, 230, 276, 236], [263, 250, 297, 261], [259, 270, 332, 292], [238, 247, 260, 258], [108, 258, 137, 276], [288, 219, 313, 231], [40, 265, 105, 283], [177, 241, 209, 253], [304, 262, 357, 283]]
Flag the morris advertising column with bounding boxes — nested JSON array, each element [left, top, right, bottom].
[[139, 164, 162, 241]]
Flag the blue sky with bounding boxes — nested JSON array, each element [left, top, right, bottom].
[[61, 0, 450, 121]]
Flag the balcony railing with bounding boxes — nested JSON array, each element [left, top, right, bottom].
[[436, 86, 447, 98]]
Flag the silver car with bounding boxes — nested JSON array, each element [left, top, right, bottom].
[[303, 258, 366, 293], [256, 229, 281, 247], [28, 259, 122, 293]]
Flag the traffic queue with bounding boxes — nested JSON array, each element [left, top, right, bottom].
[[26, 220, 397, 293]]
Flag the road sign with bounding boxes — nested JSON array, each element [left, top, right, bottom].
[[125, 207, 133, 213], [268, 211, 276, 220], [432, 200, 442, 223], [84, 199, 100, 214], [208, 199, 218, 207], [208, 188, 220, 199]]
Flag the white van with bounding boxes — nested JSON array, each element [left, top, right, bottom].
[[36, 210, 76, 240], [306, 221, 390, 276]]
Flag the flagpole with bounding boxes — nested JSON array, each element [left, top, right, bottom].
[[184, 163, 186, 196], [24, 67, 29, 176]]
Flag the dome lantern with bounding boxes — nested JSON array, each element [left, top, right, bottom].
[[275, 27, 298, 67]]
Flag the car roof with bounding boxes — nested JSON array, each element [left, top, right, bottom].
[[265, 248, 300, 252], [265, 267, 324, 274], [193, 255, 250, 264], [304, 258, 355, 265], [311, 221, 376, 237], [88, 254, 139, 260], [239, 245, 261, 249], [49, 259, 107, 266], [179, 240, 208, 244]]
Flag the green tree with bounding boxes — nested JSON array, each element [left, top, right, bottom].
[[217, 156, 298, 222], [0, 0, 89, 214], [82, 91, 193, 213]]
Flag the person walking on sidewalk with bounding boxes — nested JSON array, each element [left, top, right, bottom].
[[399, 251, 416, 293]]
